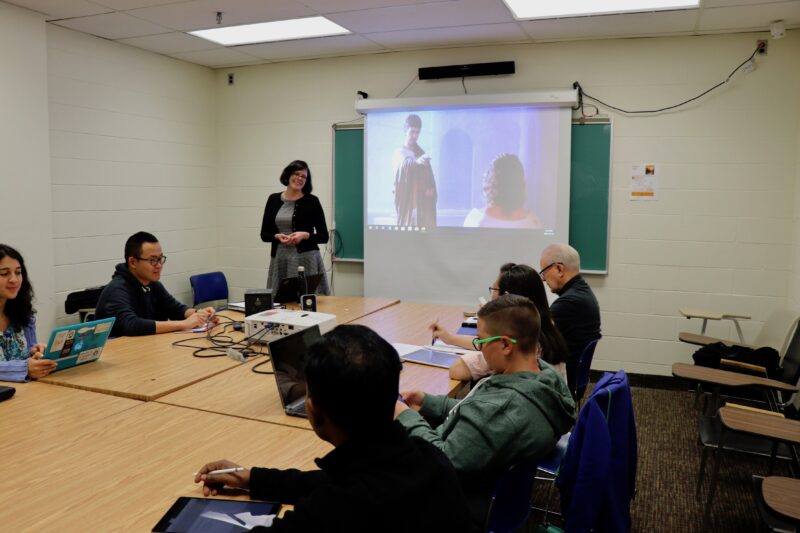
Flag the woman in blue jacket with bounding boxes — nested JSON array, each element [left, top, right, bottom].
[[0, 244, 56, 382]]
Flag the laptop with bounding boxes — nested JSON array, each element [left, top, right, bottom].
[[42, 317, 116, 371], [267, 325, 322, 418], [272, 274, 323, 304]]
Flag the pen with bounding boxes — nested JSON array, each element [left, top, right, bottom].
[[194, 467, 245, 476], [431, 317, 439, 346]]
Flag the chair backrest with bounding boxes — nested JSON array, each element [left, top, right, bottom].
[[574, 338, 601, 402], [754, 309, 799, 353], [778, 319, 800, 386], [189, 272, 228, 307], [64, 285, 105, 315], [484, 457, 539, 533]]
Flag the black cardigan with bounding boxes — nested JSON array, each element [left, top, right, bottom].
[[260, 193, 329, 258]]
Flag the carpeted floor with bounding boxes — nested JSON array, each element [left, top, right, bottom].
[[529, 383, 793, 532]]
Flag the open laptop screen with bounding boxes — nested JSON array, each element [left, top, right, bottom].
[[267, 325, 322, 411]]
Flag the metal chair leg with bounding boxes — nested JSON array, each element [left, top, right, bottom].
[[702, 426, 727, 529]]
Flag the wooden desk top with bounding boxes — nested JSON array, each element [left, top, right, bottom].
[[0, 381, 140, 453], [157, 347, 461, 430], [671, 363, 798, 393], [349, 302, 468, 345], [718, 406, 800, 445], [678, 332, 746, 348], [762, 476, 800, 521], [4, 402, 331, 532], [38, 323, 250, 401], [286, 295, 400, 324]]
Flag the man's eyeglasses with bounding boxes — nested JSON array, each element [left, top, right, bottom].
[[137, 255, 167, 266], [488, 286, 501, 294], [538, 262, 562, 279], [472, 335, 517, 351]]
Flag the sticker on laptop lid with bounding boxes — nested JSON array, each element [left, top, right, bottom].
[[50, 330, 68, 353], [94, 321, 112, 334], [76, 348, 101, 365]]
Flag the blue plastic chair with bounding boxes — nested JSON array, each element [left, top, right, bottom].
[[189, 271, 228, 308], [485, 457, 540, 533], [574, 338, 601, 404], [532, 432, 571, 521]]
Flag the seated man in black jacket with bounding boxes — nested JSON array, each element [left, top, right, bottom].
[[194, 325, 472, 533], [95, 231, 217, 336]]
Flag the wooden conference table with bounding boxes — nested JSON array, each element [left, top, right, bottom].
[[4, 296, 474, 530], [158, 301, 469, 429], [2, 383, 330, 532], [40, 296, 400, 401]]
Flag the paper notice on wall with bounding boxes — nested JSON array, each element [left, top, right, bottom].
[[629, 164, 658, 201]]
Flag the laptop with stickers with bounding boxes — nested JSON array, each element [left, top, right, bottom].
[[42, 317, 115, 372]]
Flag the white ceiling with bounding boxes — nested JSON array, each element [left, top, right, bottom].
[[7, 0, 800, 68]]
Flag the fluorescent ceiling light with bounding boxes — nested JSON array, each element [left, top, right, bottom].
[[503, 0, 700, 20], [189, 16, 350, 46]]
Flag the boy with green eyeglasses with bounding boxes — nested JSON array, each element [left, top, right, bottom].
[[395, 293, 576, 529]]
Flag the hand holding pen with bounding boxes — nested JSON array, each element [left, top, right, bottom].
[[194, 460, 251, 496]]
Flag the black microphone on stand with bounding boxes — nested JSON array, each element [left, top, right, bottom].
[[297, 266, 307, 304]]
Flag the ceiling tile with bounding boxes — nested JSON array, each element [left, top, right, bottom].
[[236, 34, 385, 61], [125, 0, 317, 32], [5, 0, 110, 20], [117, 31, 222, 54], [169, 47, 265, 67], [328, 0, 514, 33], [698, 2, 800, 31], [92, 0, 183, 9], [51, 11, 171, 39], [520, 10, 699, 40], [702, 0, 787, 7], [367, 22, 529, 49], [300, 0, 451, 14]]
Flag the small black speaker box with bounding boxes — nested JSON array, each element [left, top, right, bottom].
[[418, 61, 515, 80], [245, 289, 272, 316], [301, 294, 317, 312]]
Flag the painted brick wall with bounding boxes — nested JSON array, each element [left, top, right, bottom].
[[216, 32, 800, 375], [47, 26, 217, 326]]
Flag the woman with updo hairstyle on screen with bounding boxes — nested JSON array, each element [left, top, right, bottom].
[[463, 153, 543, 229], [431, 262, 568, 382], [260, 160, 331, 295]]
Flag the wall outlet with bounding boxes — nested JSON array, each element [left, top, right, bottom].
[[757, 40, 768, 55]]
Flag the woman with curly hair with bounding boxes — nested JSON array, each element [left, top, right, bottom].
[[463, 153, 542, 229], [0, 245, 56, 381]]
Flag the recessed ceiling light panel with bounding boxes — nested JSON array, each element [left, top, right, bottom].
[[189, 16, 350, 46], [503, 0, 700, 20]]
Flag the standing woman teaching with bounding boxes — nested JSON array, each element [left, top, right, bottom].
[[0, 244, 56, 382], [260, 160, 331, 295]]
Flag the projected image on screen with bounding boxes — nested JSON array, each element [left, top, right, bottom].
[[366, 106, 561, 231]]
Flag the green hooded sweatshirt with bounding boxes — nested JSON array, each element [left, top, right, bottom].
[[397, 361, 576, 525]]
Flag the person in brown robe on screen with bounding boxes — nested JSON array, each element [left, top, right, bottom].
[[392, 114, 437, 227]]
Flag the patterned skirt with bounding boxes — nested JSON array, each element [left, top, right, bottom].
[[267, 245, 330, 295]]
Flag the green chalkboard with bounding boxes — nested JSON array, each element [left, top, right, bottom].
[[332, 126, 365, 261], [569, 120, 611, 272], [332, 120, 612, 271]]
